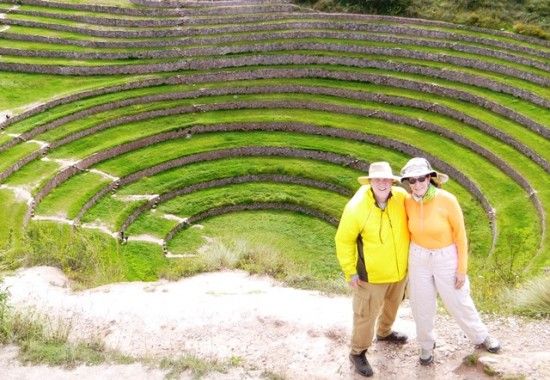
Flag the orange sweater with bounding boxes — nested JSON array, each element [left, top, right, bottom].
[[405, 189, 468, 274]]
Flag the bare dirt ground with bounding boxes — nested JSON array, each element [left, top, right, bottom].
[[1, 266, 549, 379]]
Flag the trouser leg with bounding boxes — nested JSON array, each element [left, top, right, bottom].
[[376, 276, 407, 337], [408, 245, 438, 351], [432, 246, 489, 345], [350, 282, 387, 354]]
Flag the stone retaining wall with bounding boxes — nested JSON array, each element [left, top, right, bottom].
[[1, 29, 547, 73], [1, 69, 546, 140], [164, 201, 339, 244], [5, 84, 545, 171], [4, 0, 547, 48], [0, 0, 297, 16], [1, 17, 546, 59], [1, 42, 546, 86], [120, 173, 353, 233], [54, 125, 496, 240], [0, 55, 546, 108]]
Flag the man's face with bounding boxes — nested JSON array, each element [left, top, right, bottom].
[[370, 178, 393, 200]]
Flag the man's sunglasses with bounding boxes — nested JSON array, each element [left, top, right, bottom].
[[407, 176, 428, 185]]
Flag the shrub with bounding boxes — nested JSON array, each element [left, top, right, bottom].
[[20, 223, 125, 287], [513, 22, 549, 39], [197, 238, 242, 271], [504, 275, 550, 317]]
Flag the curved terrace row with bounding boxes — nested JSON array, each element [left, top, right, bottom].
[[2, 0, 549, 49], [17, 119, 540, 258], [2, 74, 548, 255]]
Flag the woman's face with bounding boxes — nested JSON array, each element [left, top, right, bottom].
[[408, 175, 430, 197]]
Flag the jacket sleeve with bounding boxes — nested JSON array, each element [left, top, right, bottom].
[[335, 201, 362, 282]]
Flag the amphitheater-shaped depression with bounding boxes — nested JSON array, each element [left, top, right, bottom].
[[0, 0, 548, 286]]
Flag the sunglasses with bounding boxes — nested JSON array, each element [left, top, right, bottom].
[[407, 176, 428, 185]]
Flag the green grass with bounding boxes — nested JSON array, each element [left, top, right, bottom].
[[0, 72, 135, 112], [7, 105, 542, 276], [0, 286, 133, 367], [119, 241, 167, 281], [1, 35, 547, 79], [80, 126, 537, 267], [3, 159, 60, 190], [0, 189, 28, 250], [31, 91, 550, 162], [159, 182, 345, 218], [0, 142, 41, 173], [160, 354, 236, 380], [35, 171, 112, 218], [118, 157, 360, 195], [39, 156, 358, 222], [2, 47, 548, 102], [0, 0, 547, 317], [503, 275, 550, 317], [19, 221, 126, 286], [5, 77, 547, 162], [169, 210, 342, 279]]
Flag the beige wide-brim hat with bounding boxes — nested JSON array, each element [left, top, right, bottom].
[[400, 157, 449, 184], [357, 161, 401, 185]]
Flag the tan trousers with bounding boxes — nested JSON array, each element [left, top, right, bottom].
[[350, 277, 407, 355]]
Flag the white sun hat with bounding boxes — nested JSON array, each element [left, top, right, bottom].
[[357, 161, 401, 185], [400, 157, 449, 184]]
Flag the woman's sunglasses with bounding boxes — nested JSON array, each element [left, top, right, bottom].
[[407, 176, 428, 185]]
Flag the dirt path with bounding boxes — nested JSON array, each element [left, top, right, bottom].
[[1, 266, 549, 379]]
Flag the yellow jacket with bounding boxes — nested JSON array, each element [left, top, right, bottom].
[[335, 185, 410, 283]]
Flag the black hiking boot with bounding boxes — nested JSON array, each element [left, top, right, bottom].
[[376, 331, 408, 344], [349, 349, 374, 377]]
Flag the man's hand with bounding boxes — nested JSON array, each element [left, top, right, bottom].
[[455, 272, 466, 289], [349, 274, 360, 288]]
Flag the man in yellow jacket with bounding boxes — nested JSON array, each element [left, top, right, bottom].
[[335, 161, 410, 377]]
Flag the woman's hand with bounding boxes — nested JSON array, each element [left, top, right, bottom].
[[455, 272, 466, 289]]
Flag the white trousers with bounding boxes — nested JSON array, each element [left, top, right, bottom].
[[408, 242, 489, 350]]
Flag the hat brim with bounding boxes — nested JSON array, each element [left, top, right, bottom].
[[358, 175, 401, 185]]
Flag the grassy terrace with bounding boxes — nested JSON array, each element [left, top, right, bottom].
[[0, 37, 548, 82], [1, 64, 547, 128], [0, 0, 548, 312], [1, 9, 548, 53], [2, 26, 547, 67], [30, 123, 537, 255], [4, 77, 547, 152], [2, 84, 547, 243]]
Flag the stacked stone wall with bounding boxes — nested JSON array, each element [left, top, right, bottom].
[[120, 173, 352, 233], [1, 30, 547, 73], [1, 42, 546, 86], [2, 69, 546, 140], [0, 55, 547, 108]]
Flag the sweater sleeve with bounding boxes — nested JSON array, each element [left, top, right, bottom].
[[335, 201, 362, 282], [447, 194, 468, 274]]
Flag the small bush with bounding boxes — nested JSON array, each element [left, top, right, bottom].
[[238, 241, 292, 279], [513, 22, 549, 39], [160, 355, 230, 379], [503, 275, 550, 317], [158, 258, 205, 281], [13, 223, 125, 287], [197, 239, 242, 270]]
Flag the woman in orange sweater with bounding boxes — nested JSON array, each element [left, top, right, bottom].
[[400, 157, 500, 365]]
